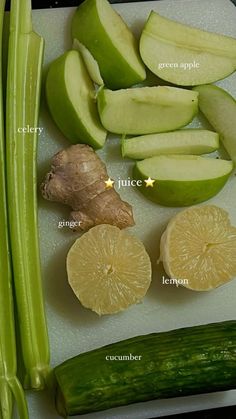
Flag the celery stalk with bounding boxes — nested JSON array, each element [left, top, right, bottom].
[[6, 0, 50, 390], [0, 1, 28, 418]]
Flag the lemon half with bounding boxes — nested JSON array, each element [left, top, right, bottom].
[[67, 224, 152, 315], [160, 205, 236, 291]]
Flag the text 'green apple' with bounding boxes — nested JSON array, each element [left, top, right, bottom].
[[133, 155, 233, 206], [46, 50, 107, 149], [72, 0, 146, 89], [140, 12, 236, 86]]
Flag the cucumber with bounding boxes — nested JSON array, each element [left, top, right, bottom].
[[54, 321, 236, 417]]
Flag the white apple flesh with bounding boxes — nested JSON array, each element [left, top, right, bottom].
[[194, 85, 236, 165], [72, 39, 104, 86], [122, 129, 219, 159], [97, 86, 198, 135]]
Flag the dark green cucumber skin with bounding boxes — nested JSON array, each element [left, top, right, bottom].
[[54, 321, 236, 416]]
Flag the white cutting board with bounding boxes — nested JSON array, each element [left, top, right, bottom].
[[20, 1, 236, 418]]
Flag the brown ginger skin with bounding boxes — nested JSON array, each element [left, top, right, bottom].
[[41, 144, 134, 231]]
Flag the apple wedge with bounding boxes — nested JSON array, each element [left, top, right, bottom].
[[72, 0, 146, 89], [122, 129, 219, 159], [133, 155, 233, 206], [97, 86, 198, 135], [46, 50, 107, 149], [193, 85, 236, 165], [140, 12, 236, 86]]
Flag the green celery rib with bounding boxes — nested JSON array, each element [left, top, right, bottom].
[[6, 0, 50, 390], [0, 0, 28, 418]]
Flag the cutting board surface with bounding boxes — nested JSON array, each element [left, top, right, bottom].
[[15, 0, 236, 417]]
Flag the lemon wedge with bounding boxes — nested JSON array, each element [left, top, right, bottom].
[[67, 224, 152, 315], [160, 205, 236, 291]]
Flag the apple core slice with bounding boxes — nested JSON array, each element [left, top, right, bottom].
[[133, 155, 233, 206], [140, 12, 236, 86], [72, 0, 146, 89], [193, 85, 236, 165], [97, 86, 198, 135], [72, 39, 104, 86], [122, 129, 219, 159], [46, 50, 107, 149]]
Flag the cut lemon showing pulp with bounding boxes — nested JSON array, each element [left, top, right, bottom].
[[67, 224, 152, 315], [160, 206, 236, 291]]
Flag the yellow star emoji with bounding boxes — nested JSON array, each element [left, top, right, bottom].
[[104, 177, 115, 189], [144, 177, 155, 188]]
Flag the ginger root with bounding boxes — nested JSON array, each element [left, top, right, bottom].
[[41, 144, 134, 231]]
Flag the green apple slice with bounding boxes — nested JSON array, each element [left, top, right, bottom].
[[122, 129, 219, 159], [133, 155, 233, 206], [140, 12, 236, 86], [72, 39, 104, 86], [46, 50, 107, 149], [97, 86, 198, 135], [193, 85, 236, 165], [71, 0, 146, 89]]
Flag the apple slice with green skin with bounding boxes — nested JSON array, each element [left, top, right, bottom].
[[140, 12, 236, 86], [97, 86, 198, 135], [193, 85, 236, 165], [133, 155, 233, 207], [46, 50, 107, 149], [122, 129, 219, 159], [72, 39, 104, 86], [71, 0, 146, 89]]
